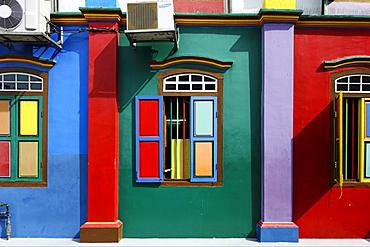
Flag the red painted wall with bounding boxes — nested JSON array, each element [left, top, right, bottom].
[[174, 0, 225, 13], [87, 21, 119, 222], [294, 28, 370, 238]]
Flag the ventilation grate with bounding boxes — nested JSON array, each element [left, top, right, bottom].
[[127, 2, 158, 30]]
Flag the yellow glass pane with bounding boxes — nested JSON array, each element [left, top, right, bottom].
[[0, 100, 10, 135], [19, 142, 38, 177], [195, 142, 213, 177], [20, 101, 38, 136], [170, 139, 190, 179]]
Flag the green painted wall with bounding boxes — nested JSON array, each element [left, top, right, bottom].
[[118, 26, 261, 238]]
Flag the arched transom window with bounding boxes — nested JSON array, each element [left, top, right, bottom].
[[335, 74, 370, 93], [163, 73, 217, 92], [0, 72, 43, 92]]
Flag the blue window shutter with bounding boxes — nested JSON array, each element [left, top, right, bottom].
[[135, 96, 163, 183], [190, 96, 218, 182]]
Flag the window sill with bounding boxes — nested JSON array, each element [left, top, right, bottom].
[[334, 181, 370, 188], [0, 181, 47, 187], [160, 179, 222, 187]]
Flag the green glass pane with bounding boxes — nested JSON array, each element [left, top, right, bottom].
[[194, 100, 213, 136], [366, 143, 370, 178]]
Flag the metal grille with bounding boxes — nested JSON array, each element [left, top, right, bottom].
[[0, 0, 23, 30], [127, 2, 158, 30]]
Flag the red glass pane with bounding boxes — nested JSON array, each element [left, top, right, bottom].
[[139, 100, 159, 136], [0, 141, 10, 177], [139, 141, 159, 178]]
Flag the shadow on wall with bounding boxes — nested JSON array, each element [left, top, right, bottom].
[[118, 46, 156, 110], [293, 103, 332, 223]]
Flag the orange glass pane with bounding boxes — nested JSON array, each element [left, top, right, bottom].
[[0, 100, 10, 135], [19, 142, 38, 177], [195, 142, 213, 177]]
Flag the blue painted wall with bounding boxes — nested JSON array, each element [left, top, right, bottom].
[[86, 0, 117, 8], [0, 25, 88, 238]]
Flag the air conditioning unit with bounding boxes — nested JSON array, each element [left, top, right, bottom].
[[124, 0, 178, 48], [0, 0, 60, 48], [127, 0, 174, 31]]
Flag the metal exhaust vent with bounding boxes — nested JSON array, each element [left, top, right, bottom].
[[127, 2, 158, 30]]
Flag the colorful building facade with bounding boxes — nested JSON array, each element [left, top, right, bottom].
[[0, 0, 369, 243]]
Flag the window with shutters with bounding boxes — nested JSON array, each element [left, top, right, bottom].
[[332, 70, 370, 187], [135, 69, 223, 185], [0, 69, 47, 186]]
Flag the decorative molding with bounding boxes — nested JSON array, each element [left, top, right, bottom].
[[50, 8, 370, 28], [297, 15, 370, 28], [0, 56, 55, 68], [50, 13, 87, 25], [80, 8, 124, 23], [150, 56, 233, 71], [323, 56, 370, 69]]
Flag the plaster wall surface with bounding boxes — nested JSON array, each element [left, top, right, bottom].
[[262, 23, 294, 223], [0, 26, 88, 238], [294, 28, 370, 238], [56, 0, 225, 13], [118, 26, 262, 237]]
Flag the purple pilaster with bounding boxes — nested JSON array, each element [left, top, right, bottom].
[[257, 23, 298, 242]]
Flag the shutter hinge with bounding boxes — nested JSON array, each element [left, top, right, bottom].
[[332, 111, 337, 118], [41, 111, 43, 118], [216, 112, 218, 118]]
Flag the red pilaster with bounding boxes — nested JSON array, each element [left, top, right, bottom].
[[80, 9, 122, 243]]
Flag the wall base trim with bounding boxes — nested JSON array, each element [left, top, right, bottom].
[[256, 221, 299, 242], [80, 220, 122, 243]]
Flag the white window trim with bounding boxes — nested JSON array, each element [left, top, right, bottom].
[[0, 72, 43, 92], [163, 73, 217, 93], [335, 74, 370, 93]]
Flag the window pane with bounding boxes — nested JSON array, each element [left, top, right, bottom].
[[165, 84, 176, 90], [192, 84, 202, 90], [166, 76, 176, 82], [366, 143, 370, 178], [139, 141, 159, 178], [178, 84, 190, 90], [0, 141, 10, 177], [20, 101, 38, 136], [336, 84, 348, 91], [337, 77, 348, 83], [349, 84, 360, 91], [30, 83, 42, 90], [350, 76, 360, 83], [363, 76, 370, 84], [139, 100, 159, 136], [30, 76, 42, 82], [194, 142, 213, 177], [205, 84, 216, 90], [191, 75, 202, 82], [4, 74, 15, 81], [204, 76, 215, 82], [17, 83, 29, 90], [17, 74, 28, 81], [4, 83, 15, 90], [194, 100, 213, 136], [179, 75, 189, 82], [362, 84, 370, 91], [0, 100, 10, 135], [19, 142, 38, 177]]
